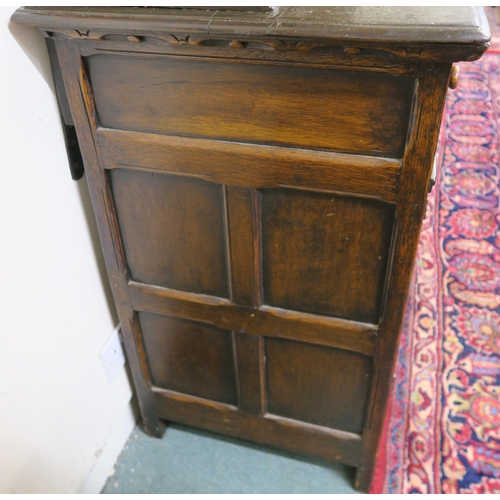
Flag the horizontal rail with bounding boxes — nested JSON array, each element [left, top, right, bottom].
[[99, 128, 400, 203], [129, 281, 377, 356], [153, 387, 362, 467]]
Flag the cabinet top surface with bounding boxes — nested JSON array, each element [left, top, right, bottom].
[[13, 6, 490, 46]]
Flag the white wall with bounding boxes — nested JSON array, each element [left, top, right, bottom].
[[0, 7, 135, 493]]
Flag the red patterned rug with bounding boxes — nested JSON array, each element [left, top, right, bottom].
[[370, 17, 500, 494]]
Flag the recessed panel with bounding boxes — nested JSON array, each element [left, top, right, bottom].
[[261, 189, 394, 323], [266, 338, 372, 433], [139, 312, 237, 405], [111, 169, 229, 297], [86, 54, 414, 158]]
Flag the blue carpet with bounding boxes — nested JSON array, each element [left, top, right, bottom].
[[102, 423, 357, 494]]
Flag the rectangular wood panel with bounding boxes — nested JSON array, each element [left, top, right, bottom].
[[111, 168, 229, 297], [261, 188, 395, 323], [266, 338, 372, 434], [87, 54, 414, 157], [139, 312, 238, 405]]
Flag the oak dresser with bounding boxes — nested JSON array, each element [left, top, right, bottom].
[[12, 6, 490, 491]]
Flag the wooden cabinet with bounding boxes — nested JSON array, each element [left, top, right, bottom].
[[12, 7, 490, 491]]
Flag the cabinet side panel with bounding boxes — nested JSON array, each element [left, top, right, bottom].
[[110, 169, 229, 298], [261, 188, 394, 323], [139, 312, 238, 405], [266, 338, 372, 434], [86, 54, 414, 158]]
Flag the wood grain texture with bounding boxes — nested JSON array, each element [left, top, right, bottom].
[[139, 312, 238, 405], [261, 188, 395, 323], [73, 36, 489, 66], [226, 187, 257, 307], [53, 41, 165, 437], [354, 63, 453, 491], [99, 128, 401, 203], [12, 6, 491, 60], [111, 168, 229, 297], [25, 9, 487, 490], [87, 54, 414, 157], [78, 43, 421, 78], [233, 332, 265, 415], [266, 338, 372, 434], [152, 388, 362, 467], [128, 282, 378, 356]]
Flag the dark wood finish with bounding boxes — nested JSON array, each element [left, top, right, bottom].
[[139, 312, 238, 405], [13, 7, 490, 62], [111, 168, 229, 297], [226, 187, 258, 307], [87, 54, 414, 157], [128, 282, 377, 357], [153, 388, 362, 467], [99, 129, 401, 203], [266, 339, 372, 434], [13, 6, 489, 492], [46, 38, 84, 180], [51, 40, 166, 438], [233, 332, 265, 415], [261, 188, 395, 323], [354, 62, 454, 491]]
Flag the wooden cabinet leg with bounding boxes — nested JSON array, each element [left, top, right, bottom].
[[141, 416, 166, 439], [354, 465, 372, 493]]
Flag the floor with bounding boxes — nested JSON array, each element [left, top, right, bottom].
[[102, 423, 357, 494]]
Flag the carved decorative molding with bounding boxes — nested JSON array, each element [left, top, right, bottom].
[[43, 30, 429, 60]]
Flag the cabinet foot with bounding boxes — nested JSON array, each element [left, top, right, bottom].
[[354, 466, 371, 493], [141, 416, 166, 439]]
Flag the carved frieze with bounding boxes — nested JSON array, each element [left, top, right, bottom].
[[43, 29, 428, 60]]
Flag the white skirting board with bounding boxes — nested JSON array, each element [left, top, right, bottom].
[[81, 402, 137, 494]]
